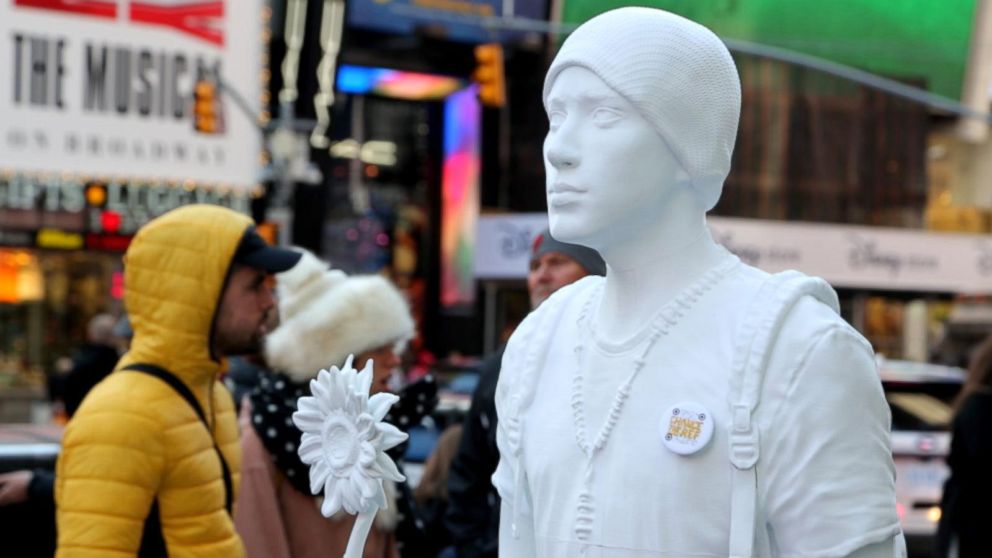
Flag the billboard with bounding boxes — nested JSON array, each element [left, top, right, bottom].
[[336, 64, 468, 100], [0, 0, 263, 192], [561, 0, 976, 100], [440, 85, 481, 309]]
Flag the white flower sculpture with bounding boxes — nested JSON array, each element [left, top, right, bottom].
[[293, 355, 408, 557]]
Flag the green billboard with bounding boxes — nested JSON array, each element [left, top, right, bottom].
[[561, 0, 976, 100]]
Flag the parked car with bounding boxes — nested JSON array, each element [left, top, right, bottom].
[[878, 357, 964, 556]]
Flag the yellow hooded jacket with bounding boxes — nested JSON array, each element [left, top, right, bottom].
[[55, 205, 254, 557]]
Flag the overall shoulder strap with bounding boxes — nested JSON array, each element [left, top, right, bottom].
[[501, 277, 597, 538], [124, 363, 208, 423], [122, 363, 234, 515], [504, 277, 597, 428], [727, 272, 838, 558]]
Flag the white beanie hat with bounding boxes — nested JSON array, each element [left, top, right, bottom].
[[543, 7, 741, 211], [265, 249, 416, 383]]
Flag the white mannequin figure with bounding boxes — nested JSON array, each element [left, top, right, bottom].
[[494, 7, 906, 558], [545, 63, 727, 342]]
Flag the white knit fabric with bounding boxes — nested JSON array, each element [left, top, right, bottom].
[[265, 249, 415, 383], [543, 7, 741, 211]]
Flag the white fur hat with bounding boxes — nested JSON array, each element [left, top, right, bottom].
[[543, 7, 741, 211], [265, 249, 415, 383]]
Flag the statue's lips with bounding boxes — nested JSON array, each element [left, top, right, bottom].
[[548, 183, 587, 207], [548, 192, 584, 207]]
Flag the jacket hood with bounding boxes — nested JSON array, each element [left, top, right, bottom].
[[119, 204, 254, 387]]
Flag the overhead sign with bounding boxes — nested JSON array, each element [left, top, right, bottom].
[[0, 0, 263, 191], [709, 217, 992, 294], [476, 213, 992, 294], [348, 0, 548, 43]]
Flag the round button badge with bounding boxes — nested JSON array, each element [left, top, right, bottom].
[[660, 402, 714, 456]]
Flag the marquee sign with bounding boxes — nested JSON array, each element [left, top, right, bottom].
[[0, 173, 251, 250], [0, 0, 263, 191]]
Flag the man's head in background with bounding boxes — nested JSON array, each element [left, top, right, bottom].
[[86, 314, 118, 347], [528, 227, 606, 309]]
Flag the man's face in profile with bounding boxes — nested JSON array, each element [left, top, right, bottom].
[[214, 265, 276, 356], [527, 251, 588, 309]]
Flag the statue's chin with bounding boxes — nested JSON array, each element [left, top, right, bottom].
[[548, 219, 598, 250]]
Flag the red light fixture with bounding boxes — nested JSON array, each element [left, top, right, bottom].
[[101, 210, 122, 233], [110, 271, 125, 300]]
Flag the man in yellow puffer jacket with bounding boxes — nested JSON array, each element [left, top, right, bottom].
[[55, 205, 302, 557]]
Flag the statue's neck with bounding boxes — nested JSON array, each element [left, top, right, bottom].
[[594, 214, 727, 345]]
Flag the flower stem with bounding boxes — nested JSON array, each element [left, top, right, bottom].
[[344, 510, 375, 558]]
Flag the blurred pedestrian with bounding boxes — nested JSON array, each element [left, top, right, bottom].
[[936, 334, 992, 558], [54, 205, 301, 557], [112, 313, 133, 354], [0, 313, 123, 508], [445, 228, 605, 558], [414, 424, 464, 558], [0, 469, 35, 507], [63, 313, 121, 416], [235, 249, 417, 558]]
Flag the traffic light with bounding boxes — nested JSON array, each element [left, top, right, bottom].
[[193, 80, 218, 133], [473, 43, 506, 108]]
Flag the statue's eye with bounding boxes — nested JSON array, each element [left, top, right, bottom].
[[592, 107, 622, 126], [548, 110, 566, 130]]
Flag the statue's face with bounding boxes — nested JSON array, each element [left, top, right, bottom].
[[544, 66, 682, 248]]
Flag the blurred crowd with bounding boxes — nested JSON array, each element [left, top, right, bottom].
[[0, 205, 610, 558]]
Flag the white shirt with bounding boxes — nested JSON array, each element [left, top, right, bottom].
[[494, 256, 902, 557]]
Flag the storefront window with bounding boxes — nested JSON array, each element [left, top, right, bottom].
[[0, 248, 121, 396]]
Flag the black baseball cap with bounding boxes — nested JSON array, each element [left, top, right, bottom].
[[232, 227, 302, 273]]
